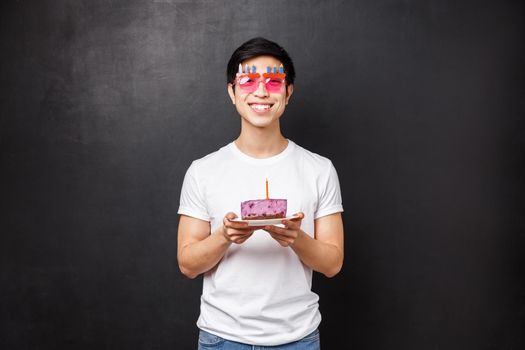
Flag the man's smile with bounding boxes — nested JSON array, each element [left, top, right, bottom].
[[248, 102, 274, 113]]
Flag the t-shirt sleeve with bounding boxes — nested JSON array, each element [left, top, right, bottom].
[[314, 161, 344, 220], [177, 162, 211, 222]]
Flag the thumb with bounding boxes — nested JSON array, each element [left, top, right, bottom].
[[291, 212, 304, 220], [225, 212, 238, 220]]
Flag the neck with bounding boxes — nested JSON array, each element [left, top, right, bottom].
[[235, 119, 288, 159]]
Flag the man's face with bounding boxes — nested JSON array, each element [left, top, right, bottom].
[[227, 55, 293, 129]]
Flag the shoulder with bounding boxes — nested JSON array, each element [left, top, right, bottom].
[[292, 141, 335, 172], [188, 142, 233, 174]]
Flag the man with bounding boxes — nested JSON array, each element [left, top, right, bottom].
[[177, 37, 344, 349]]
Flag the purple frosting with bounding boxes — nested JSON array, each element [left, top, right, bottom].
[[241, 199, 287, 219]]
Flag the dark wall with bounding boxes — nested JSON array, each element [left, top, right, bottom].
[[1, 0, 524, 349]]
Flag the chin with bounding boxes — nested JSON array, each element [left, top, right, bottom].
[[248, 115, 277, 127]]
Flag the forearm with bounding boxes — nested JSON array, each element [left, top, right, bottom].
[[178, 227, 231, 279], [291, 230, 343, 278]]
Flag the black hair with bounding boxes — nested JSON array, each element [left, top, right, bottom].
[[226, 37, 295, 86]]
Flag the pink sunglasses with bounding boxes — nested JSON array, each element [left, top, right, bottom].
[[234, 73, 286, 93]]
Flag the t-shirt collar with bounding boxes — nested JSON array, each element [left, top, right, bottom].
[[229, 139, 295, 165]]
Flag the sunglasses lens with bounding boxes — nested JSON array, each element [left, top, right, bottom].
[[236, 74, 285, 93], [265, 78, 284, 93], [237, 75, 258, 92]]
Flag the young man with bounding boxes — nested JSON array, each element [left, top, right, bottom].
[[177, 37, 344, 349]]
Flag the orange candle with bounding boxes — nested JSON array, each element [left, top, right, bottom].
[[266, 178, 269, 200]]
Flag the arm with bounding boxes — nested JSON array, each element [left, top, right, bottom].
[[177, 213, 263, 279], [177, 215, 229, 279], [264, 212, 344, 278]]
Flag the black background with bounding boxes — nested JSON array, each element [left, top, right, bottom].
[[1, 0, 524, 349]]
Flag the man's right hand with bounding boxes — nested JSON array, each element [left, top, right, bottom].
[[222, 212, 263, 244]]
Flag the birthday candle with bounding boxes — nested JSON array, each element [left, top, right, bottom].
[[245, 64, 249, 73], [273, 66, 277, 73], [252, 65, 256, 73], [267, 66, 271, 73], [279, 64, 284, 74], [266, 178, 269, 200], [238, 64, 242, 74]]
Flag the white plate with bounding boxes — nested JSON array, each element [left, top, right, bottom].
[[232, 215, 300, 226]]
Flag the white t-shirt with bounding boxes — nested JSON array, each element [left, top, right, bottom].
[[177, 139, 343, 346]]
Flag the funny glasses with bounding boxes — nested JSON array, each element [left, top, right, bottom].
[[233, 64, 287, 93]]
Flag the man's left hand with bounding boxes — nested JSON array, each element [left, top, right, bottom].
[[263, 212, 305, 247]]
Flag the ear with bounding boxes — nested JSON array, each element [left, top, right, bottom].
[[227, 84, 236, 105], [285, 84, 294, 105]]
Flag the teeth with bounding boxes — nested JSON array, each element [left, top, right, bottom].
[[251, 104, 271, 111]]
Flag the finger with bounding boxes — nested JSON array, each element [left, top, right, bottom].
[[268, 233, 290, 247], [264, 225, 288, 235], [280, 220, 299, 230], [224, 217, 249, 229], [232, 232, 254, 244], [264, 230, 292, 244], [226, 221, 250, 230], [228, 234, 246, 242], [269, 231, 294, 243], [263, 225, 277, 234], [229, 229, 255, 236], [231, 236, 246, 244], [224, 212, 241, 224], [290, 212, 304, 221]]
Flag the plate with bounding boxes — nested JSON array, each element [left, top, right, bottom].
[[232, 215, 300, 226]]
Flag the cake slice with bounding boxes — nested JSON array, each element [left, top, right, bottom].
[[241, 199, 287, 220]]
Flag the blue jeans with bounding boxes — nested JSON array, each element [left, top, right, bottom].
[[197, 329, 320, 350]]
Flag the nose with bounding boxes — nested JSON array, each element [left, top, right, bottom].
[[253, 80, 269, 97]]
